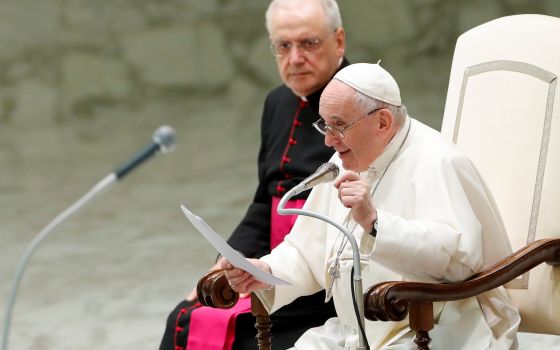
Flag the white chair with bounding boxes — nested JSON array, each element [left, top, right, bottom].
[[364, 14, 560, 349]]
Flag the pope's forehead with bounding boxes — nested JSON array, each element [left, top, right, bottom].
[[320, 82, 359, 116], [322, 80, 354, 101]]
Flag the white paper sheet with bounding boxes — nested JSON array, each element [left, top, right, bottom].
[[180, 204, 290, 286]]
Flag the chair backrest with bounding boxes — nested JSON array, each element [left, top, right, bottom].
[[440, 14, 560, 335]]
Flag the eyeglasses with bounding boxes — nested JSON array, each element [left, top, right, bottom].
[[270, 29, 337, 58], [313, 109, 381, 139]]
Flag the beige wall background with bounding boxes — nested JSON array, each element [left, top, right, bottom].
[[0, 1, 559, 349], [1, 0, 559, 129]]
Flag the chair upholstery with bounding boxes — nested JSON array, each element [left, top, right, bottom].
[[365, 14, 560, 348], [440, 13, 560, 335]]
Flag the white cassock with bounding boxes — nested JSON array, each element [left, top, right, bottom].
[[258, 116, 521, 350]]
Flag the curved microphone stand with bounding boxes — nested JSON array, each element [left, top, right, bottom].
[[1, 125, 176, 350], [277, 186, 367, 350], [1, 174, 117, 350]]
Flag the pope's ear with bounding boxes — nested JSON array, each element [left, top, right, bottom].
[[377, 108, 394, 132]]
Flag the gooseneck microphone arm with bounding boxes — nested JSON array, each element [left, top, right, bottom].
[[1, 125, 176, 350], [0, 174, 117, 350], [277, 183, 368, 350]]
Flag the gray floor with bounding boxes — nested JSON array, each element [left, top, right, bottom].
[[0, 115, 257, 349]]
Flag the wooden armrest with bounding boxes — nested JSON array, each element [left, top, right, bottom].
[[364, 238, 560, 322], [196, 269, 273, 350], [197, 269, 239, 309]]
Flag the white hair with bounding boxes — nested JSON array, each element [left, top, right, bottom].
[[354, 90, 408, 126], [265, 0, 343, 34]]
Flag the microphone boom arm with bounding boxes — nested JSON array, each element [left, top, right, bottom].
[[1, 124, 176, 350], [277, 186, 367, 350], [1, 174, 117, 350]]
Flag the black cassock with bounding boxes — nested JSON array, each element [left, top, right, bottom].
[[161, 58, 349, 350]]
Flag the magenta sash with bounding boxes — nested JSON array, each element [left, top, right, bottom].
[[187, 197, 305, 350], [270, 196, 306, 250], [186, 297, 251, 349]]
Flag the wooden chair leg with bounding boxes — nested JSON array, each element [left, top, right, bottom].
[[409, 302, 434, 350], [251, 293, 272, 350]]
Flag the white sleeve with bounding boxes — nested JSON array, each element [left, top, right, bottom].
[[368, 155, 487, 283]]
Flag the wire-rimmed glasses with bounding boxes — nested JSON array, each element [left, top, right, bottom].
[[313, 109, 381, 139]]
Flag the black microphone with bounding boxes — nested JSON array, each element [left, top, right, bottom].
[[114, 125, 176, 179], [292, 162, 339, 196]]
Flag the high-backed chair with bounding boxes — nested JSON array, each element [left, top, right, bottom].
[[364, 14, 560, 349]]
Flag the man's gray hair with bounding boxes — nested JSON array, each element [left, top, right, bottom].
[[354, 90, 408, 126], [265, 0, 343, 34]]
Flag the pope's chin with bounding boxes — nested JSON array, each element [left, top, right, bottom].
[[338, 150, 357, 171]]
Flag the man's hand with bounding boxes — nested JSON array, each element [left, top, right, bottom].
[[221, 258, 273, 294], [334, 171, 377, 232]]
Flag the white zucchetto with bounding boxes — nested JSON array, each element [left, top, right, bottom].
[[333, 63, 402, 106]]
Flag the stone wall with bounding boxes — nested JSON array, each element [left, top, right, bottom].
[[1, 0, 559, 131]]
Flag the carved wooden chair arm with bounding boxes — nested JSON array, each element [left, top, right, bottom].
[[197, 269, 239, 309], [363, 238, 560, 349], [196, 269, 272, 350]]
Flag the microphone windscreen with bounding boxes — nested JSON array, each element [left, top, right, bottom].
[[317, 162, 339, 181], [153, 125, 176, 153]]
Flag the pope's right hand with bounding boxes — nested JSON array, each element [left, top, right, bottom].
[[221, 258, 272, 294]]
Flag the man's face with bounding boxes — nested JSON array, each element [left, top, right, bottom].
[[268, 1, 345, 97], [319, 81, 387, 172]]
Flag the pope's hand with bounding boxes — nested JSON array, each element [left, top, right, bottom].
[[221, 258, 273, 294], [334, 171, 377, 232]]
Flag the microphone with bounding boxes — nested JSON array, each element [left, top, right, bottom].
[[114, 125, 176, 179], [292, 162, 339, 196], [1, 125, 176, 350], [276, 160, 367, 349]]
